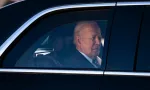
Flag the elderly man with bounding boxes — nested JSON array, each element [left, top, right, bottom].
[[63, 21, 102, 68]]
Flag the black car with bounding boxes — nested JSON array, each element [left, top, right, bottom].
[[0, 0, 150, 90]]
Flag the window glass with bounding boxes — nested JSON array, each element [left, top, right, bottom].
[[136, 6, 150, 71], [106, 6, 144, 71], [14, 21, 107, 68], [1, 8, 114, 70]]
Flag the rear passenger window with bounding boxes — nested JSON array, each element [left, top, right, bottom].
[[136, 6, 150, 71], [106, 6, 144, 71], [1, 6, 114, 70]]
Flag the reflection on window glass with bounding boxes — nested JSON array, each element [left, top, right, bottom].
[[15, 20, 107, 69]]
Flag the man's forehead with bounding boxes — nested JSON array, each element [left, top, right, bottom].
[[81, 26, 100, 34]]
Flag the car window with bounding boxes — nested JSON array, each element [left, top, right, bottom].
[[136, 6, 150, 71], [1, 6, 114, 70], [106, 6, 144, 71]]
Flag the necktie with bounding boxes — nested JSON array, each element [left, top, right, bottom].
[[92, 59, 100, 68]]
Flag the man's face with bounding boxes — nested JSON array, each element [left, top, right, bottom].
[[78, 25, 101, 59]]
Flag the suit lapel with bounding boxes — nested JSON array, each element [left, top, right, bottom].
[[72, 50, 95, 68]]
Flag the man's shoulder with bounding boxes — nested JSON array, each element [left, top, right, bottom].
[[64, 49, 84, 60], [62, 49, 95, 68], [62, 49, 84, 63]]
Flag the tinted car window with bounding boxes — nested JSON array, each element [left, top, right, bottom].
[[14, 21, 107, 68], [136, 6, 150, 71], [106, 6, 144, 71], [1, 7, 114, 70]]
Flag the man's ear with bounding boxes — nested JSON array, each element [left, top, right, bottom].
[[77, 36, 81, 44]]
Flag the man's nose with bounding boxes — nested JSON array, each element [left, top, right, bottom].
[[95, 36, 101, 45]]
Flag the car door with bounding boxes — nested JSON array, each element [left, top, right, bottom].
[[104, 2, 150, 90], [0, 2, 115, 90]]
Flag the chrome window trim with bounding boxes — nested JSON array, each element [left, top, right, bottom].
[[0, 2, 115, 57], [105, 71, 150, 77], [0, 69, 103, 75], [117, 1, 150, 6], [0, 0, 25, 10]]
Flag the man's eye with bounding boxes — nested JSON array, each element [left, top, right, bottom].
[[98, 36, 102, 40], [92, 37, 95, 40]]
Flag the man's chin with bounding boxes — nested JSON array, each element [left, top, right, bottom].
[[92, 50, 99, 54], [92, 52, 99, 58]]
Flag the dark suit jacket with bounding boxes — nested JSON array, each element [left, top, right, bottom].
[[62, 49, 96, 68]]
